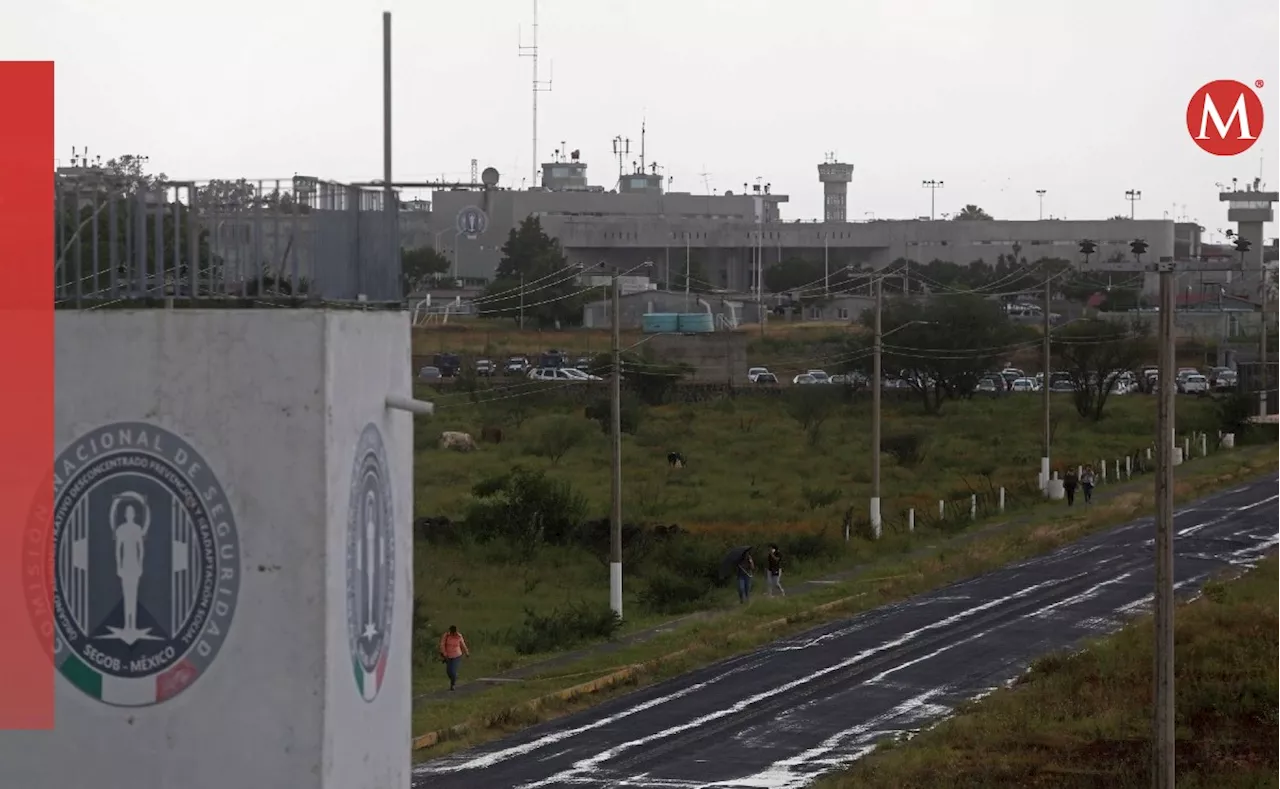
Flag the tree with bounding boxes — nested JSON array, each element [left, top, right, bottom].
[[1106, 214, 1129, 221], [1052, 319, 1151, 421], [524, 414, 592, 464], [55, 154, 221, 298], [848, 293, 1026, 414], [402, 246, 452, 294], [952, 204, 994, 221], [671, 251, 713, 293], [482, 216, 587, 327], [784, 387, 840, 446], [764, 257, 824, 293]]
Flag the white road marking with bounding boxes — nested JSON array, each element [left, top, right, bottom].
[[511, 578, 1071, 789], [1028, 572, 1134, 619]]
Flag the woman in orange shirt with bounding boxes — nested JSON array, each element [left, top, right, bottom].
[[439, 625, 470, 691]]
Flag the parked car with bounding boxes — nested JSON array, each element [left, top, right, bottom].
[[1213, 369, 1238, 390], [1049, 379, 1076, 393], [747, 367, 773, 383], [806, 370, 832, 384], [1179, 374, 1210, 395], [475, 359, 494, 377], [793, 374, 818, 385], [417, 365, 442, 381], [1010, 377, 1038, 393], [528, 367, 585, 382], [974, 377, 1000, 394], [753, 372, 779, 384], [559, 367, 603, 381], [433, 352, 461, 377], [574, 357, 592, 371], [504, 356, 529, 375]]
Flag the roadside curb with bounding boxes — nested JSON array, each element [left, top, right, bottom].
[[410, 592, 864, 751]]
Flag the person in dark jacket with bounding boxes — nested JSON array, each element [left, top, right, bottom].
[[1080, 465, 1096, 504], [765, 544, 785, 597], [736, 550, 755, 603], [1063, 468, 1079, 506]]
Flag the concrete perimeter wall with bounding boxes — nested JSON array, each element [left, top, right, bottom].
[[2, 309, 411, 789]]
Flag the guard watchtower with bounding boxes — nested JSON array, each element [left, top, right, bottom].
[[818, 154, 854, 222], [1219, 179, 1277, 297]]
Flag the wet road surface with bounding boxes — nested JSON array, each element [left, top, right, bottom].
[[413, 475, 1279, 789]]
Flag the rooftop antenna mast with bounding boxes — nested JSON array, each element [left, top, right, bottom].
[[612, 135, 630, 187], [518, 0, 553, 185], [639, 118, 646, 174]]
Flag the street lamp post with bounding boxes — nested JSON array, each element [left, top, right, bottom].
[[1035, 189, 1047, 221], [1125, 189, 1143, 220], [922, 180, 944, 221]]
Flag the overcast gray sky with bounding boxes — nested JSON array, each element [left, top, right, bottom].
[[6, 0, 1277, 241]]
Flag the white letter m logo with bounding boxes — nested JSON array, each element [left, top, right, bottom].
[[1197, 92, 1256, 141]]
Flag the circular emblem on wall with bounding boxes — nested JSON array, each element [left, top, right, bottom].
[[345, 423, 396, 702], [50, 422, 241, 707]]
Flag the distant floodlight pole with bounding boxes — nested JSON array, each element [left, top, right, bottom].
[[518, 0, 553, 184], [1126, 189, 1142, 220], [922, 180, 944, 221], [382, 11, 395, 293], [1035, 189, 1047, 221]]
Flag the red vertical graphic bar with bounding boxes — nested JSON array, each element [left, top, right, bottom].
[[0, 61, 55, 729]]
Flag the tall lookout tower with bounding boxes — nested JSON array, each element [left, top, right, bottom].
[[1219, 178, 1277, 298], [818, 153, 855, 222]]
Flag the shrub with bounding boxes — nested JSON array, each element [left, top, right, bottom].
[[410, 593, 435, 671], [523, 413, 593, 464], [638, 570, 716, 614], [882, 432, 928, 467], [801, 485, 841, 510], [508, 601, 622, 654], [779, 528, 842, 564], [464, 467, 587, 551], [584, 394, 644, 435]]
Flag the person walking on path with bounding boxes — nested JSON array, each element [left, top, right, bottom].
[[1063, 468, 1079, 506], [1080, 465, 1096, 505], [766, 544, 785, 596], [439, 625, 470, 691], [736, 549, 755, 604]]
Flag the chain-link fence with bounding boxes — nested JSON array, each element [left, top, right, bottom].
[[53, 174, 401, 307]]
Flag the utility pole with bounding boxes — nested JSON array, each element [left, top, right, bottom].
[[1041, 274, 1052, 493], [518, 273, 525, 329], [871, 276, 883, 538], [1153, 254, 1176, 788], [382, 11, 394, 282], [823, 233, 830, 295], [1125, 188, 1142, 220], [1035, 189, 1047, 221], [609, 277, 623, 619], [922, 179, 944, 221], [684, 235, 691, 311]]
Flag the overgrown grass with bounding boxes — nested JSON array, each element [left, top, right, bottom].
[[410, 394, 1227, 697], [410, 448, 1275, 757], [822, 554, 1280, 789]]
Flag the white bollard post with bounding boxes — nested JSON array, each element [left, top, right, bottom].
[[908, 508, 915, 532], [1101, 460, 1107, 483], [1126, 455, 1132, 479], [999, 486, 1006, 513], [1146, 447, 1152, 461], [1200, 433, 1207, 457], [1183, 436, 1190, 460], [970, 494, 977, 519], [939, 499, 945, 518]]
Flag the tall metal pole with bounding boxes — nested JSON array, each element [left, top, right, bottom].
[[382, 11, 394, 291], [1260, 302, 1269, 417], [870, 276, 883, 538], [609, 279, 623, 619], [824, 234, 830, 295], [518, 273, 525, 329], [1153, 260, 1176, 788], [1040, 275, 1052, 493], [684, 237, 691, 310]]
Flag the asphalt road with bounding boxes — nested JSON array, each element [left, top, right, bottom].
[[413, 475, 1279, 789]]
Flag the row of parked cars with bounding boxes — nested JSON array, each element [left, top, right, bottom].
[[974, 365, 1237, 396], [418, 349, 599, 382], [746, 367, 872, 386]]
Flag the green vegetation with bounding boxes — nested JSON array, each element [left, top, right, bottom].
[[411, 447, 1276, 755], [410, 388, 1229, 695], [823, 555, 1279, 788]]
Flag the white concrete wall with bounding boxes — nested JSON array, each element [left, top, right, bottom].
[[2, 309, 411, 789]]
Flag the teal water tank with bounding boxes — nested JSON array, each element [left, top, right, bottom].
[[642, 313, 680, 333], [676, 312, 715, 333]]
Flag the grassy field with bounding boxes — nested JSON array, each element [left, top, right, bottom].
[[410, 447, 1276, 755], [407, 361, 1261, 730], [822, 554, 1279, 789]]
